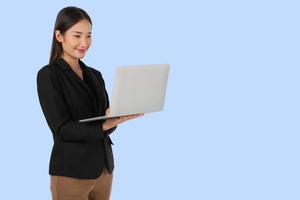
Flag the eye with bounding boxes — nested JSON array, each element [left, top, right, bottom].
[[73, 35, 80, 38], [87, 35, 92, 38]]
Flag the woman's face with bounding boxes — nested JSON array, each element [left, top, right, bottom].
[[56, 19, 92, 60]]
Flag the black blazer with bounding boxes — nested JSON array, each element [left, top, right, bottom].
[[37, 58, 117, 179]]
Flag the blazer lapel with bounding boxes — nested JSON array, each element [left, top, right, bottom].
[[55, 58, 99, 116], [83, 66, 108, 115]]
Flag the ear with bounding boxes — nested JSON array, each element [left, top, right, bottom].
[[55, 30, 64, 43]]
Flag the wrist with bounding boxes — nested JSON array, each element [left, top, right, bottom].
[[102, 122, 109, 132]]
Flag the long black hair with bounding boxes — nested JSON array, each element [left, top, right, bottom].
[[49, 6, 92, 64]]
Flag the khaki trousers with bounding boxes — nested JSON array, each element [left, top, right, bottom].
[[50, 167, 113, 200]]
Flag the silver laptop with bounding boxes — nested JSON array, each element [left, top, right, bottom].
[[79, 64, 170, 123]]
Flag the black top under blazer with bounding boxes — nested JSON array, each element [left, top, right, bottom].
[[37, 58, 117, 179]]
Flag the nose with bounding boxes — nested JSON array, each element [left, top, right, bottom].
[[80, 37, 89, 48]]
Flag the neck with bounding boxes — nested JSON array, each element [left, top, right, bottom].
[[61, 54, 80, 70]]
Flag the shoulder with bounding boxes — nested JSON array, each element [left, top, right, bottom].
[[86, 66, 103, 77], [85, 65, 105, 82], [37, 64, 61, 88], [37, 64, 57, 79]]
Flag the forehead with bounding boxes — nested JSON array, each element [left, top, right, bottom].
[[68, 19, 92, 33]]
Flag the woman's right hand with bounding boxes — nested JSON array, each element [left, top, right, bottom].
[[102, 108, 144, 131]]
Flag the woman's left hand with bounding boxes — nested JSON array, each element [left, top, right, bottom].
[[102, 108, 144, 131]]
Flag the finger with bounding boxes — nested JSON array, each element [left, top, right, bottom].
[[120, 114, 141, 121], [115, 117, 130, 124], [127, 114, 144, 120], [123, 113, 144, 118], [114, 113, 144, 125]]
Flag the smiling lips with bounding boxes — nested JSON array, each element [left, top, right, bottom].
[[77, 49, 86, 54]]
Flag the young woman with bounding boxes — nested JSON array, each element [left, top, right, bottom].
[[37, 6, 143, 200]]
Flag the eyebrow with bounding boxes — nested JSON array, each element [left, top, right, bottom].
[[72, 31, 92, 34]]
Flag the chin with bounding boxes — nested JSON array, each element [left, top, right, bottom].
[[74, 54, 85, 59]]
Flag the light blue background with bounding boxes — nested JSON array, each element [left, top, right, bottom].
[[0, 0, 299, 199]]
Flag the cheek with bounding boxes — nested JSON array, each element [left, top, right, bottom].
[[70, 40, 79, 48], [87, 39, 92, 48], [64, 37, 78, 48]]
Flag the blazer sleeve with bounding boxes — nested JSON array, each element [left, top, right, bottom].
[[37, 67, 105, 141], [92, 69, 117, 136]]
